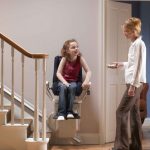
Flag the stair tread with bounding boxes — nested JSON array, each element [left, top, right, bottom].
[[7, 118, 33, 124], [14, 118, 33, 123], [0, 105, 11, 110]]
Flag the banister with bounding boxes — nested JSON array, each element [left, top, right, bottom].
[[0, 32, 48, 142], [0, 33, 48, 59]]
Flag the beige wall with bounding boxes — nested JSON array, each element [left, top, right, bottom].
[[0, 0, 103, 141]]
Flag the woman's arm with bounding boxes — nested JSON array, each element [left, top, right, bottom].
[[107, 62, 127, 69], [128, 43, 142, 96], [80, 56, 92, 89], [130, 43, 142, 87], [56, 57, 70, 87]]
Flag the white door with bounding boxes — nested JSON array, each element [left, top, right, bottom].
[[105, 0, 131, 142]]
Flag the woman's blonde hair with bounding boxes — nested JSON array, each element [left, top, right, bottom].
[[123, 17, 141, 35]]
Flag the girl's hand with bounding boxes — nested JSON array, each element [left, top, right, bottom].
[[82, 82, 91, 90], [128, 85, 135, 96], [63, 82, 70, 87]]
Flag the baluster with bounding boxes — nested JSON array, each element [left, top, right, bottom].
[[1, 40, 4, 109], [34, 59, 39, 141], [21, 54, 25, 124], [11, 47, 15, 125], [42, 58, 46, 141]]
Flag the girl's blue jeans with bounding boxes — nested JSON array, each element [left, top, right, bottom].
[[57, 82, 79, 116]]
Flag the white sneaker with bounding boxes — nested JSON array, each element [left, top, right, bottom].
[[67, 114, 74, 119], [57, 116, 65, 120]]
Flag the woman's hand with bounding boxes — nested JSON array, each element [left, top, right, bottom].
[[128, 85, 135, 96], [107, 62, 124, 69]]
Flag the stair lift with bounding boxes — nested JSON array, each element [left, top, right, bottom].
[[46, 56, 90, 145]]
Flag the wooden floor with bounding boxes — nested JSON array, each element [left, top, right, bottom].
[[49, 118, 150, 150], [49, 144, 113, 150]]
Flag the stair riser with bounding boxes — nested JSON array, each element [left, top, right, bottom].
[[0, 110, 9, 125], [0, 125, 28, 150]]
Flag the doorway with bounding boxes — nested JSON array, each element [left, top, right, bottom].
[[102, 0, 131, 143]]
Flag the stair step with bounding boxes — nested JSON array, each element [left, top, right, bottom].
[[6, 118, 33, 138], [0, 109, 9, 125], [0, 106, 34, 138], [14, 118, 33, 124], [26, 138, 49, 150], [0, 106, 11, 123], [0, 124, 28, 150], [14, 118, 33, 138]]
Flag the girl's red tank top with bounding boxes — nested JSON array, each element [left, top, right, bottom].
[[62, 56, 81, 82]]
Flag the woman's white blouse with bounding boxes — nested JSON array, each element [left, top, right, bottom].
[[123, 36, 146, 87]]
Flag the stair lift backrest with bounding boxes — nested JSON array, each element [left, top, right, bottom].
[[51, 56, 83, 96]]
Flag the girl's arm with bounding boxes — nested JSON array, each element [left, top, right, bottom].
[[80, 56, 92, 89], [56, 57, 70, 87]]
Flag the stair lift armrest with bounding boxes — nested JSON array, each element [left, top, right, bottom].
[[46, 81, 56, 102], [46, 80, 91, 103], [77, 88, 90, 103]]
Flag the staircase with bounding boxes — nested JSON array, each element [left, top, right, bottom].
[[0, 108, 48, 150], [0, 108, 32, 150], [0, 33, 49, 150]]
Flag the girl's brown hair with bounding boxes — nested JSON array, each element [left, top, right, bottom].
[[61, 39, 81, 59], [123, 17, 141, 35]]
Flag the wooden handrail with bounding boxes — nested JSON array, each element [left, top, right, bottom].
[[0, 33, 48, 59]]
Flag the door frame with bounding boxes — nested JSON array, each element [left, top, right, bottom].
[[98, 0, 107, 144], [98, 0, 131, 144]]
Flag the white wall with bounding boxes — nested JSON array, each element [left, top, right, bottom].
[[0, 0, 102, 141]]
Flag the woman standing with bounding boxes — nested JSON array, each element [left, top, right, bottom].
[[108, 17, 146, 150]]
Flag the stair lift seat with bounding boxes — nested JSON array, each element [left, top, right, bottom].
[[46, 56, 90, 120], [46, 56, 90, 144]]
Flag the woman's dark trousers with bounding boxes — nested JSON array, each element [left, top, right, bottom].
[[114, 84, 143, 150]]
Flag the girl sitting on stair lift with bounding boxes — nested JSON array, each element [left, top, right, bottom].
[[56, 39, 91, 120]]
